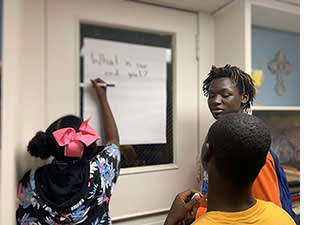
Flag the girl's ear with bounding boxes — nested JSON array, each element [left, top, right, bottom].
[[202, 143, 212, 164], [241, 94, 249, 104]]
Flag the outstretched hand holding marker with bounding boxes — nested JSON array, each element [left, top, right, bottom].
[[91, 78, 119, 146]]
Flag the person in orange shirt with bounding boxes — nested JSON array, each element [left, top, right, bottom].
[[164, 114, 295, 225], [196, 65, 294, 220]]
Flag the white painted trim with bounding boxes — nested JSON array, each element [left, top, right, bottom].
[[244, 0, 252, 74], [112, 208, 169, 221], [252, 106, 300, 111], [214, 0, 241, 17], [144, 220, 166, 225], [0, 0, 22, 223], [250, 0, 299, 15], [76, 19, 181, 177], [197, 11, 215, 184], [120, 163, 178, 175], [75, 16, 81, 116], [214, 0, 248, 70]]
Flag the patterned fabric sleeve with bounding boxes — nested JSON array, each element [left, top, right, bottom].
[[16, 171, 42, 225], [94, 144, 121, 193]]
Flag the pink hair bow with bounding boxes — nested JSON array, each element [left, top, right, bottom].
[[52, 119, 101, 158]]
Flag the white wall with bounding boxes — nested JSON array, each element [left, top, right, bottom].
[[1, 0, 22, 223], [18, 0, 48, 178], [197, 12, 215, 183], [214, 0, 251, 73], [1, 0, 46, 224], [0, 0, 22, 222]]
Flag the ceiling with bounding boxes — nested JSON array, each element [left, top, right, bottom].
[[129, 0, 300, 14], [252, 4, 300, 32]]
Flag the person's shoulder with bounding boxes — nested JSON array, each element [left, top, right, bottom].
[[19, 164, 47, 187], [104, 143, 120, 152], [19, 169, 33, 185], [90, 144, 121, 171], [258, 200, 296, 224], [17, 169, 38, 201], [259, 199, 286, 212], [192, 213, 216, 225], [96, 144, 120, 159]]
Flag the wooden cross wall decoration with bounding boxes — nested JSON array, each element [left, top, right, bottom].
[[268, 50, 292, 96]]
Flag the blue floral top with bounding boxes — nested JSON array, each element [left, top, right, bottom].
[[16, 144, 120, 225]]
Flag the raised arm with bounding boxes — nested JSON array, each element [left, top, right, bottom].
[[91, 78, 119, 146]]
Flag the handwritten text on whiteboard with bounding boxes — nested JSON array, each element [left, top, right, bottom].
[[83, 38, 168, 145]]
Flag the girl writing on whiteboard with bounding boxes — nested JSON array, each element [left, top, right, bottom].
[[16, 78, 120, 225]]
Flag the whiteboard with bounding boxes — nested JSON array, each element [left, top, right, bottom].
[[82, 38, 168, 145]]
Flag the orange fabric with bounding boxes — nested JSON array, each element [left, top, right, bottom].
[[196, 207, 207, 219], [195, 194, 208, 219], [252, 151, 281, 207], [199, 194, 208, 208], [196, 151, 281, 219]]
